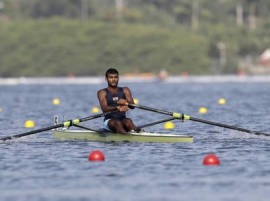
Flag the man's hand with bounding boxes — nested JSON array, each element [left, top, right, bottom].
[[117, 99, 128, 106], [116, 105, 129, 112], [117, 99, 129, 112]]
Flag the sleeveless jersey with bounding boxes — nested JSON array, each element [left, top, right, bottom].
[[104, 87, 126, 120]]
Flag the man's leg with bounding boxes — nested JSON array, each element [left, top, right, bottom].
[[108, 119, 127, 134], [122, 118, 136, 132]]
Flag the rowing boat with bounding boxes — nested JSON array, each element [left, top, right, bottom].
[[52, 129, 193, 143], [1, 102, 268, 142], [53, 129, 193, 143]]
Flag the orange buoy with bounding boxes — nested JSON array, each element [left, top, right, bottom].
[[88, 150, 105, 161], [203, 154, 220, 165]]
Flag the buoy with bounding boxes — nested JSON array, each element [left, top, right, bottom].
[[218, 98, 226, 105], [88, 150, 105, 161], [24, 120, 35, 128], [52, 98, 60, 105], [203, 154, 220, 165], [164, 121, 175, 129], [0, 107, 2, 112], [91, 106, 99, 113], [199, 107, 208, 114], [133, 98, 139, 104]]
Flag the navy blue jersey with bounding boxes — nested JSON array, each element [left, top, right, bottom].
[[104, 87, 126, 120]]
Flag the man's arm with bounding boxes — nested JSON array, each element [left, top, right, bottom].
[[97, 89, 117, 113], [122, 87, 134, 104], [119, 87, 135, 109]]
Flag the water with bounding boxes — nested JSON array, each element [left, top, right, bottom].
[[1, 80, 270, 201]]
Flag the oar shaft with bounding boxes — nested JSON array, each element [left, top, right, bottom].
[[190, 117, 270, 137], [0, 124, 64, 141], [0, 111, 114, 142], [190, 116, 247, 131], [137, 117, 176, 130], [129, 103, 173, 116], [130, 103, 270, 137], [72, 124, 101, 132]]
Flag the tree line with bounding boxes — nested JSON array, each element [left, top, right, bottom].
[[0, 0, 270, 76]]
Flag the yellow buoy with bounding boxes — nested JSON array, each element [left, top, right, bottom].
[[164, 121, 175, 129], [133, 98, 139, 104], [199, 107, 208, 114], [91, 106, 100, 113], [52, 98, 60, 105], [0, 107, 2, 112], [218, 98, 226, 105], [24, 120, 35, 128]]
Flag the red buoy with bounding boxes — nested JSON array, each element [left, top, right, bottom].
[[88, 150, 105, 161], [203, 154, 220, 165]]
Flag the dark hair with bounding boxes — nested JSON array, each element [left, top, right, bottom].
[[105, 68, 119, 77]]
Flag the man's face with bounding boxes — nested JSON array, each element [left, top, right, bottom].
[[106, 73, 119, 88]]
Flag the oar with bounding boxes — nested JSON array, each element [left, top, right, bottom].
[[72, 124, 102, 133], [135, 117, 176, 131], [74, 117, 176, 133], [128, 103, 270, 137], [0, 111, 113, 142]]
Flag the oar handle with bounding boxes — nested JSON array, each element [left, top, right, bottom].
[[128, 103, 173, 115], [79, 110, 117, 122]]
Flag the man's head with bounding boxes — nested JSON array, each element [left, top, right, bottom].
[[105, 68, 119, 78], [105, 68, 119, 88]]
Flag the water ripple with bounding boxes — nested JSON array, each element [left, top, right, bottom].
[[1, 83, 270, 201]]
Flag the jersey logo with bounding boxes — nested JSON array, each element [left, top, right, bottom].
[[113, 96, 119, 102]]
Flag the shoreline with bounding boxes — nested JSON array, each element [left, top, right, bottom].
[[1, 75, 270, 85]]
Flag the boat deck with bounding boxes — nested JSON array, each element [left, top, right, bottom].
[[52, 129, 193, 143]]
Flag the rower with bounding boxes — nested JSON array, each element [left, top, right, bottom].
[[97, 68, 137, 134]]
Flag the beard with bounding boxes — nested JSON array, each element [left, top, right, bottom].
[[108, 81, 118, 88]]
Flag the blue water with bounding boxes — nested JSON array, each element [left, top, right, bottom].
[[1, 80, 270, 201]]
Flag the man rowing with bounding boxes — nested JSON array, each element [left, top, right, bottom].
[[97, 68, 136, 134]]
